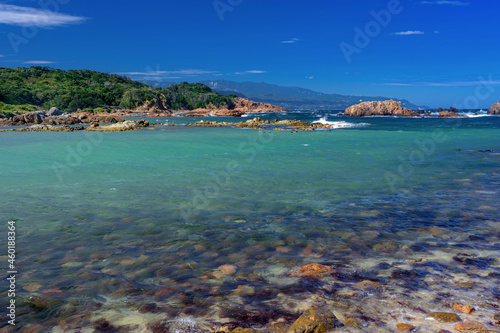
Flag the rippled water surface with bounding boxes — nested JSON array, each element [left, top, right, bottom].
[[0, 114, 499, 332]]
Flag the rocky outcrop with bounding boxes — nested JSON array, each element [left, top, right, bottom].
[[180, 117, 351, 131], [488, 101, 500, 115], [136, 95, 172, 115], [438, 111, 466, 118], [85, 120, 149, 132], [344, 100, 419, 117], [10, 111, 44, 124], [189, 98, 287, 117], [0, 125, 84, 132]]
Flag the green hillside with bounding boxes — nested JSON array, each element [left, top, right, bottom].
[[0, 66, 236, 116]]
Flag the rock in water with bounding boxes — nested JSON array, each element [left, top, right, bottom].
[[438, 111, 466, 118], [396, 323, 416, 330], [344, 100, 419, 117], [488, 101, 500, 115], [286, 307, 340, 333], [289, 263, 333, 278], [452, 304, 475, 314], [426, 312, 461, 323], [85, 120, 149, 132], [454, 321, 486, 332]]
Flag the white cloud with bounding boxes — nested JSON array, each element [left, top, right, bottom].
[[378, 79, 500, 87], [119, 69, 218, 76], [24, 60, 54, 64], [306, 76, 314, 80], [0, 4, 88, 27], [392, 31, 425, 36], [235, 70, 267, 75], [281, 38, 300, 44], [419, 1, 469, 5]]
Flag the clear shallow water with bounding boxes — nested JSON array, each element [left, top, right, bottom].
[[0, 113, 499, 332]]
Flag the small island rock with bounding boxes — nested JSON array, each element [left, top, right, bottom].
[[344, 100, 419, 117]]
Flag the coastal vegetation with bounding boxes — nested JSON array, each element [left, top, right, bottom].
[[0, 66, 237, 117]]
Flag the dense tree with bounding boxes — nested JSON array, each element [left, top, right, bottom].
[[0, 66, 237, 115]]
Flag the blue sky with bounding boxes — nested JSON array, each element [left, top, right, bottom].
[[1, 0, 499, 108]]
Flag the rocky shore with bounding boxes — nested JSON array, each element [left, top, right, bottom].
[[173, 117, 352, 131], [0, 98, 287, 127], [0, 120, 149, 132], [185, 98, 287, 117]]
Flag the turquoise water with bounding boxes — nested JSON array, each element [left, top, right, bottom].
[[1, 114, 499, 332]]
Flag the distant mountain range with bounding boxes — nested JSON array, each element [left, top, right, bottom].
[[140, 79, 419, 110]]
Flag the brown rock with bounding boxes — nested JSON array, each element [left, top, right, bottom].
[[344, 100, 418, 117], [217, 264, 238, 275], [396, 323, 416, 330], [355, 280, 381, 289], [453, 304, 475, 314], [27, 295, 64, 310], [345, 318, 361, 328], [426, 312, 461, 323], [276, 246, 292, 253], [231, 328, 257, 333], [186, 97, 287, 117], [286, 307, 340, 333], [289, 263, 333, 278], [23, 112, 43, 124], [438, 111, 466, 118], [23, 283, 42, 292], [85, 120, 148, 132], [489, 101, 500, 115], [136, 94, 171, 114], [454, 321, 486, 331], [233, 285, 255, 296], [267, 323, 289, 333]]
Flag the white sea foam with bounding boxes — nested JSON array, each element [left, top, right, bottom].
[[464, 113, 492, 118], [312, 116, 369, 128]]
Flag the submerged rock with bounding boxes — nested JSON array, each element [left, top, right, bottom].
[[426, 312, 461, 323], [286, 307, 341, 333], [396, 323, 416, 330], [289, 263, 333, 278], [454, 321, 486, 332], [231, 328, 257, 333], [452, 304, 475, 314]]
